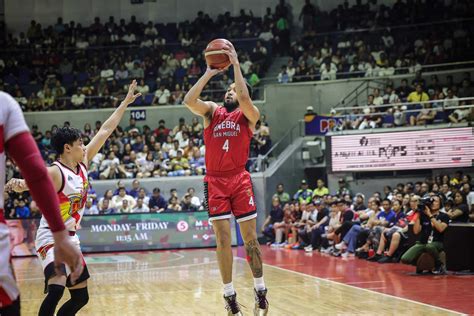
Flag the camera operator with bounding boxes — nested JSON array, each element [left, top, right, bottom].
[[400, 195, 449, 274]]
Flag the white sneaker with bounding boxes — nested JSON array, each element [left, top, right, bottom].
[[304, 245, 313, 252], [341, 251, 349, 258], [335, 242, 346, 250], [321, 247, 333, 254]]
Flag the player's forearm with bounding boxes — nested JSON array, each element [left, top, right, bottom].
[[183, 72, 213, 106], [233, 63, 251, 101], [100, 101, 129, 136], [6, 132, 65, 232]]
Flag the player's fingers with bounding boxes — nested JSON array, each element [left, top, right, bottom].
[[54, 261, 62, 277], [70, 259, 84, 285]]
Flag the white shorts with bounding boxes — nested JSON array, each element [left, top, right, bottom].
[[35, 227, 89, 291], [0, 223, 20, 307]]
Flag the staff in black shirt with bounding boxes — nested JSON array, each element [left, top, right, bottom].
[[401, 195, 449, 274]]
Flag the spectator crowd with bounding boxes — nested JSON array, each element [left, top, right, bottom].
[[262, 170, 473, 273], [4, 178, 205, 219], [327, 72, 474, 130], [4, 114, 272, 216], [278, 0, 474, 83], [0, 5, 290, 110]]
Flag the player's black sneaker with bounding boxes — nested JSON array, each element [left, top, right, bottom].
[[254, 289, 269, 316], [224, 293, 243, 316]]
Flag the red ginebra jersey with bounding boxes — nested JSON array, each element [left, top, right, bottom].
[[203, 106, 253, 174]]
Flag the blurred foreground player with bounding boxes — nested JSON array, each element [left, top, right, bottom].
[[1, 92, 83, 316], [184, 43, 269, 315], [7, 81, 141, 315]]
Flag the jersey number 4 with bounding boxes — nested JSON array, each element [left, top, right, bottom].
[[222, 139, 229, 152]]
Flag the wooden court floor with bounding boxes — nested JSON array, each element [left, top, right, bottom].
[[13, 248, 463, 315]]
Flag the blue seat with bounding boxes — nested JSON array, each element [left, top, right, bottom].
[[433, 110, 446, 123], [62, 73, 74, 85], [77, 72, 89, 83], [144, 93, 154, 105], [383, 114, 394, 126], [4, 74, 17, 85]]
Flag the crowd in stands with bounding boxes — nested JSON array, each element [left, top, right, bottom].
[[0, 3, 295, 110], [304, 72, 474, 130], [4, 115, 272, 217], [262, 170, 473, 273], [278, 0, 474, 83], [4, 178, 205, 219]]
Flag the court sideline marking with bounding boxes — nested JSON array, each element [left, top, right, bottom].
[[239, 258, 466, 315]]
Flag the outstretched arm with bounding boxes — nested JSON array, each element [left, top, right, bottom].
[[85, 80, 141, 164], [183, 68, 221, 128], [223, 44, 260, 130]]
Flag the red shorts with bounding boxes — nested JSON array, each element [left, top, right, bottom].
[[204, 169, 257, 223]]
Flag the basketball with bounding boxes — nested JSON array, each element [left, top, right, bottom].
[[204, 38, 232, 69]]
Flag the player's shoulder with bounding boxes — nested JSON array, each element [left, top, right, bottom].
[[0, 91, 21, 113]]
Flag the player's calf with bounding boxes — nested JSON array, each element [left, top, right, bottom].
[[244, 240, 269, 315], [57, 287, 89, 316], [38, 284, 65, 316]]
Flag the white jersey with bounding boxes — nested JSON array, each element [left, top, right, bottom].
[[0, 92, 30, 212], [39, 161, 89, 232], [0, 92, 29, 304]]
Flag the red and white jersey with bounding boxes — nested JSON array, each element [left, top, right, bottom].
[[0, 92, 30, 218], [0, 92, 29, 304], [203, 106, 253, 174], [39, 161, 89, 232]]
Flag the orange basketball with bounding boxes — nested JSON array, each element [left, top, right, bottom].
[[204, 38, 232, 69]]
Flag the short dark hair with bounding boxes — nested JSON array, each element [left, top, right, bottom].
[[51, 127, 82, 155], [153, 188, 161, 193], [382, 198, 391, 204]]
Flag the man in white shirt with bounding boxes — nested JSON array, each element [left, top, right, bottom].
[[320, 63, 337, 81], [111, 188, 136, 209], [373, 88, 384, 106], [71, 88, 86, 108], [122, 32, 136, 43], [136, 188, 150, 206], [84, 198, 99, 215], [100, 65, 114, 81], [153, 85, 171, 105], [144, 22, 158, 36], [187, 187, 202, 209], [133, 198, 150, 213], [444, 89, 459, 108]]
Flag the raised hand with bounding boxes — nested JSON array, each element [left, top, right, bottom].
[[123, 80, 142, 106], [222, 43, 239, 66], [5, 178, 27, 193], [52, 230, 84, 285], [205, 65, 229, 77]]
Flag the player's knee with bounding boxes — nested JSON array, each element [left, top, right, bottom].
[[47, 284, 66, 301], [215, 232, 232, 248], [216, 235, 231, 248], [71, 287, 89, 307]]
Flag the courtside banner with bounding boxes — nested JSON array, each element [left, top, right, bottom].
[[9, 212, 236, 256], [330, 127, 474, 172]]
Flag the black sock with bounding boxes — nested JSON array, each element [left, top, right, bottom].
[[57, 287, 89, 316], [39, 284, 65, 316]]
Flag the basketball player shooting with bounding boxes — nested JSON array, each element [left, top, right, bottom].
[[1, 92, 83, 316], [6, 81, 141, 316], [184, 42, 269, 315]]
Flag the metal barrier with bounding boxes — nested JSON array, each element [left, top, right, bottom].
[[247, 120, 304, 172]]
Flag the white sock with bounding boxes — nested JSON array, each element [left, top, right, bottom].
[[254, 277, 266, 291], [223, 282, 235, 297]]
